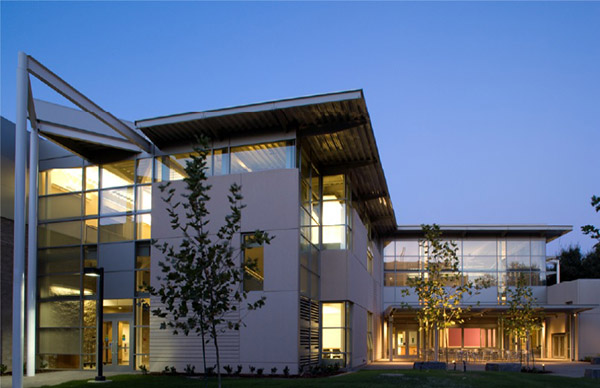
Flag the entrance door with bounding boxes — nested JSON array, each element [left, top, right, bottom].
[[102, 316, 133, 371], [393, 326, 419, 357], [552, 333, 567, 359]]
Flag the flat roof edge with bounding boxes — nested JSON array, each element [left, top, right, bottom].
[[135, 89, 364, 128]]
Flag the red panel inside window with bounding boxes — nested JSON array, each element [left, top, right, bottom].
[[448, 328, 462, 347], [463, 328, 481, 347]]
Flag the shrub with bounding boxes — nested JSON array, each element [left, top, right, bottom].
[[257, 368, 264, 376], [235, 365, 243, 375], [283, 365, 290, 377], [205, 365, 215, 376], [169, 366, 177, 375], [139, 364, 148, 375], [0, 364, 7, 376], [163, 366, 170, 374], [271, 367, 277, 375], [223, 365, 233, 375], [249, 365, 256, 374], [184, 364, 195, 375]]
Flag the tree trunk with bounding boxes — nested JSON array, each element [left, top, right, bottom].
[[434, 323, 439, 362], [200, 311, 208, 388], [212, 324, 221, 388]]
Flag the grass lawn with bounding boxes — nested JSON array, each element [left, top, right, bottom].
[[40, 370, 599, 388]]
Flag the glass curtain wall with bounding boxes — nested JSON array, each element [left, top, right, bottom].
[[383, 238, 546, 294], [322, 175, 352, 250], [37, 158, 152, 369], [299, 147, 321, 368], [321, 302, 352, 367]]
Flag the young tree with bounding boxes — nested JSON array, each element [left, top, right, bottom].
[[581, 195, 600, 250], [147, 137, 272, 388], [401, 224, 479, 362], [501, 276, 543, 369]]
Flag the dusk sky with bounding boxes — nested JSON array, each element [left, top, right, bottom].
[[1, 2, 598, 255]]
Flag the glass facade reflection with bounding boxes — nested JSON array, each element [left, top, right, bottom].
[[384, 238, 546, 290]]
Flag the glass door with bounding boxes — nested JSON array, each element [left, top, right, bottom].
[[102, 316, 133, 371]]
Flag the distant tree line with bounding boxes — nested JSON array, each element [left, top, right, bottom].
[[549, 195, 600, 284]]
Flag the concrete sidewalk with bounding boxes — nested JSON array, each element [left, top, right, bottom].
[[364, 359, 595, 378], [0, 371, 137, 388]]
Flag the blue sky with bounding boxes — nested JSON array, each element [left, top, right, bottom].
[[2, 1, 599, 255]]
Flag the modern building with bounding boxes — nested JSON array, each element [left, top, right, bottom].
[[2, 55, 598, 375]]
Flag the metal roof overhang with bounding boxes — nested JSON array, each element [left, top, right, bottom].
[[32, 99, 144, 164], [384, 303, 596, 318], [391, 225, 572, 242], [136, 90, 397, 235]]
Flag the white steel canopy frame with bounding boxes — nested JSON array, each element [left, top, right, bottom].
[[12, 52, 148, 388]]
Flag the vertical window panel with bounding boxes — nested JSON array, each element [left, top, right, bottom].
[[101, 160, 135, 188], [99, 216, 135, 243], [243, 235, 264, 292], [136, 214, 152, 240], [136, 186, 152, 211], [100, 188, 135, 215], [85, 166, 99, 191], [38, 221, 82, 247], [38, 247, 80, 275], [85, 191, 99, 216], [39, 168, 83, 195], [84, 219, 98, 244], [136, 158, 153, 184], [39, 194, 83, 221]]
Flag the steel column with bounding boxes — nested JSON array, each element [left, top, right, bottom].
[[13, 51, 29, 388], [26, 126, 39, 376]]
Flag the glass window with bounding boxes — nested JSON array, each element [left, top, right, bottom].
[[243, 235, 265, 292], [136, 327, 150, 354], [384, 256, 395, 271], [396, 272, 421, 286], [507, 240, 530, 256], [135, 299, 150, 326], [322, 225, 347, 250], [230, 141, 292, 174], [84, 246, 97, 268], [213, 148, 229, 176], [103, 299, 133, 314], [463, 272, 497, 288], [136, 186, 152, 211], [39, 301, 80, 327], [85, 166, 99, 191], [395, 241, 420, 257], [85, 191, 99, 216], [156, 152, 201, 181], [383, 241, 395, 256], [39, 194, 83, 221], [38, 221, 82, 247], [384, 272, 398, 287], [38, 247, 80, 275], [100, 187, 135, 215], [39, 329, 80, 354], [38, 274, 81, 298], [84, 219, 98, 244], [531, 240, 545, 256], [463, 256, 496, 271], [39, 168, 83, 195], [99, 216, 134, 243], [322, 302, 349, 367], [83, 275, 97, 296], [463, 240, 497, 256], [507, 256, 531, 270], [101, 160, 135, 189], [395, 256, 420, 271], [531, 256, 545, 271], [136, 244, 151, 269], [39, 354, 80, 369], [323, 200, 346, 225], [136, 214, 152, 240], [531, 272, 547, 286], [136, 158, 153, 184], [504, 271, 531, 287], [323, 175, 345, 199]]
